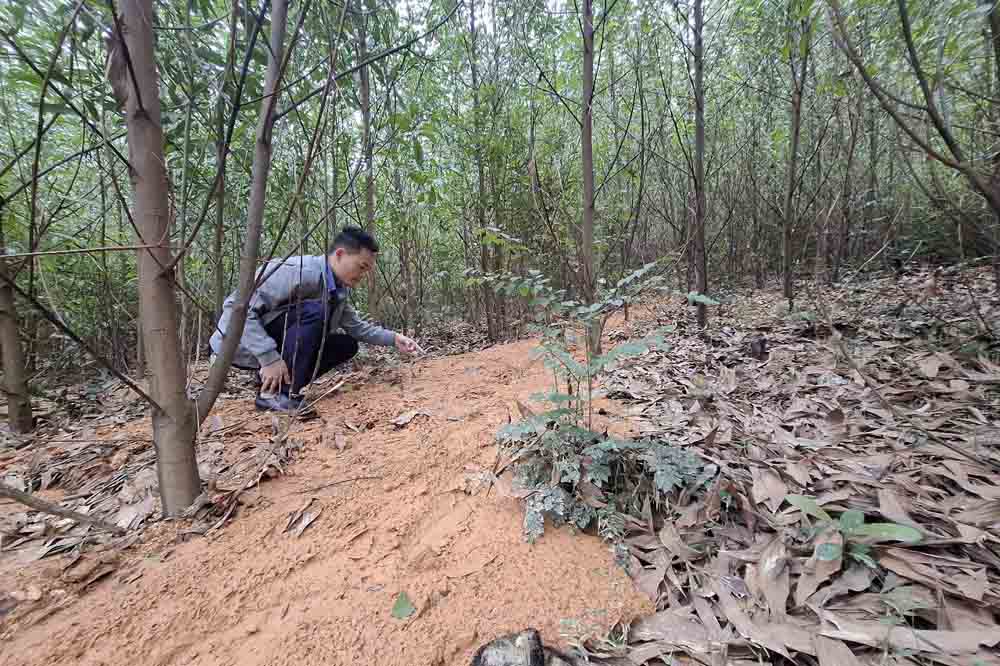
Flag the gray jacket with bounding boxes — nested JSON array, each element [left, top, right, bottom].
[[209, 254, 395, 369]]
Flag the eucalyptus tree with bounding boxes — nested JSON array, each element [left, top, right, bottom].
[[829, 0, 1000, 287]]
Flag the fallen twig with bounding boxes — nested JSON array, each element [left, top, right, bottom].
[[0, 481, 126, 535], [301, 377, 346, 412], [294, 475, 383, 494]]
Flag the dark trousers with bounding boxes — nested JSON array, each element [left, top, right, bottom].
[[263, 300, 358, 394]]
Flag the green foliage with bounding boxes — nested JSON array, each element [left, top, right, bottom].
[[786, 495, 922, 571], [1, 0, 993, 409], [785, 494, 833, 522], [490, 264, 715, 548], [391, 591, 416, 619]]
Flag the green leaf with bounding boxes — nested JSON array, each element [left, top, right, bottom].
[[849, 544, 878, 569], [391, 591, 415, 619], [8, 3, 27, 34], [412, 136, 423, 166], [41, 102, 70, 115], [686, 291, 720, 306], [852, 523, 922, 543], [839, 510, 865, 532], [816, 542, 843, 561], [785, 494, 832, 522]]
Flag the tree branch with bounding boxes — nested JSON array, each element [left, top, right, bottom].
[[894, 0, 964, 162], [274, 0, 462, 122], [0, 268, 164, 412], [0, 34, 133, 172], [107, 0, 146, 114], [0, 481, 126, 535], [826, 1, 961, 170], [0, 116, 59, 185], [154, 0, 273, 277]]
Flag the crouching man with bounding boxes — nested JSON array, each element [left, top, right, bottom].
[[210, 226, 421, 415]]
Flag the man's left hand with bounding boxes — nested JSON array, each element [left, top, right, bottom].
[[394, 333, 425, 355]]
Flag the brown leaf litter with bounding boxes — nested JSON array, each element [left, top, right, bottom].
[[583, 265, 1000, 666]]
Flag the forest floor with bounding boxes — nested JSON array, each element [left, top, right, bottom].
[[2, 263, 1000, 666], [0, 317, 653, 665]]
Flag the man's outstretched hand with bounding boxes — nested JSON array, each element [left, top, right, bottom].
[[395, 333, 425, 356], [260, 358, 291, 394]]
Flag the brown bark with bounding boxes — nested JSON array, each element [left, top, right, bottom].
[[0, 481, 124, 534], [782, 6, 811, 308], [692, 0, 708, 327], [0, 223, 32, 434], [581, 0, 599, 351], [357, 3, 380, 319], [197, 0, 292, 419], [468, 0, 497, 341], [121, 0, 200, 515]]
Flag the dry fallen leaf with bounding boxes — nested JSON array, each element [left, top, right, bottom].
[[628, 606, 712, 655], [751, 467, 788, 514], [918, 355, 943, 379], [292, 507, 323, 538], [821, 610, 1000, 655], [785, 460, 811, 487], [877, 488, 921, 531], [750, 536, 791, 620], [796, 528, 843, 605], [392, 410, 428, 428], [658, 522, 701, 563], [813, 635, 863, 666]]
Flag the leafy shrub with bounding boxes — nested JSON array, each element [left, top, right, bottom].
[[481, 262, 720, 547]]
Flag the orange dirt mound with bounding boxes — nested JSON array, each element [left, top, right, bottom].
[[1, 339, 651, 666]]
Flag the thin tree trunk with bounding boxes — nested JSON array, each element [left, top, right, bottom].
[[197, 0, 293, 420], [330, 112, 338, 233], [177, 0, 195, 357], [988, 0, 1000, 290], [214, 0, 239, 320], [121, 0, 200, 515], [581, 0, 599, 350], [214, 118, 226, 320], [357, 3, 379, 318], [692, 0, 708, 327], [468, 0, 496, 341], [97, 110, 112, 361], [783, 7, 810, 308], [0, 222, 32, 434], [832, 92, 861, 282]]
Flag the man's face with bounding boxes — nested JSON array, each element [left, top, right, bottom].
[[331, 247, 375, 287]]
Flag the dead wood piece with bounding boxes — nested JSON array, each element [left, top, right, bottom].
[[0, 481, 126, 535]]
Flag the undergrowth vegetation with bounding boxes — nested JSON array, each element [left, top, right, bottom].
[[482, 265, 720, 553]]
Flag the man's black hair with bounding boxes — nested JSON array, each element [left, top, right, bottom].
[[329, 225, 379, 254]]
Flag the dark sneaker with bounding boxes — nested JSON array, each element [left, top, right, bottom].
[[254, 392, 317, 418]]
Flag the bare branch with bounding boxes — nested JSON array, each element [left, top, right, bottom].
[[106, 0, 146, 114], [0, 268, 164, 412], [0, 482, 126, 536], [894, 0, 964, 162]]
